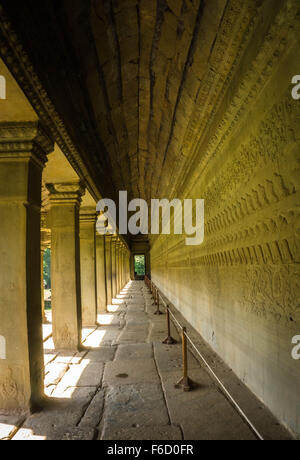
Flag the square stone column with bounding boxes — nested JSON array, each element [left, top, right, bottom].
[[126, 249, 130, 282], [47, 182, 85, 350], [120, 246, 124, 289], [116, 240, 121, 294], [123, 248, 126, 284], [105, 235, 112, 305], [111, 237, 117, 299], [96, 234, 107, 313], [0, 122, 53, 412], [80, 209, 98, 327]]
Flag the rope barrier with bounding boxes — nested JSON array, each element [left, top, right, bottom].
[[144, 276, 264, 441]]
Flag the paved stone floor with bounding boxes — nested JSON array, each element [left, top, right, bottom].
[[0, 281, 293, 440]]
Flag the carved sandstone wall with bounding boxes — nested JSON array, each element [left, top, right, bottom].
[[151, 1, 300, 437]]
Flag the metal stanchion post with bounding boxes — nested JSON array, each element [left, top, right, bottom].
[[154, 290, 163, 315], [175, 327, 195, 391], [163, 307, 177, 344]]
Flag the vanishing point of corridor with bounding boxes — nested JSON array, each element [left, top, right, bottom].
[[0, 0, 299, 443]]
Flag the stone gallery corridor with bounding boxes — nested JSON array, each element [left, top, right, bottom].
[[0, 0, 299, 442], [0, 282, 292, 440]]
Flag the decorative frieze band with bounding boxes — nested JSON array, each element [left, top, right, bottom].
[[0, 5, 99, 200], [46, 182, 85, 207], [0, 121, 54, 167], [80, 207, 98, 224]]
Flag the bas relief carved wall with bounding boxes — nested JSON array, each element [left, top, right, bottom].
[[151, 1, 300, 436]]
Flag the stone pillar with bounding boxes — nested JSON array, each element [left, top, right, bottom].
[[126, 250, 131, 282], [47, 182, 85, 350], [145, 251, 151, 279], [118, 241, 123, 292], [121, 246, 125, 288], [119, 245, 123, 290], [111, 237, 117, 299], [96, 234, 107, 313], [125, 251, 128, 283], [0, 121, 53, 412], [130, 253, 135, 280], [80, 209, 97, 327], [105, 235, 112, 305], [116, 238, 120, 294]]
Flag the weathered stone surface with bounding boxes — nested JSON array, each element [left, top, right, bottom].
[[79, 389, 105, 429], [102, 425, 182, 441], [101, 383, 170, 436], [48, 182, 85, 351], [44, 363, 69, 387], [116, 328, 150, 345], [13, 387, 97, 440], [0, 122, 52, 412], [154, 343, 200, 372], [103, 359, 159, 386], [52, 427, 96, 441], [85, 347, 116, 363], [115, 343, 153, 361], [56, 361, 104, 389], [14, 426, 96, 441]]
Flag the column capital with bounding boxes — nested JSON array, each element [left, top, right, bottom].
[[46, 181, 85, 207], [41, 229, 51, 250], [41, 211, 51, 229], [111, 235, 118, 243], [0, 121, 54, 168], [80, 206, 98, 224]]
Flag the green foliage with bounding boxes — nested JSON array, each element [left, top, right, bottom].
[[134, 255, 145, 276], [43, 248, 51, 289]]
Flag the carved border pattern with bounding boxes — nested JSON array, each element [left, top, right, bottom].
[[179, 0, 299, 200], [0, 121, 54, 166]]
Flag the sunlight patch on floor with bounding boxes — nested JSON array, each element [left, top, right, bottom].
[[42, 324, 52, 341], [82, 329, 107, 348], [107, 304, 120, 313], [97, 314, 114, 325], [82, 327, 97, 342], [13, 428, 46, 441], [112, 298, 126, 305], [43, 337, 55, 351], [53, 358, 91, 399]]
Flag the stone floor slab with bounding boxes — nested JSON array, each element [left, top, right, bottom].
[[103, 359, 160, 386], [13, 387, 98, 440], [102, 425, 182, 441], [115, 343, 153, 361], [101, 383, 170, 436]]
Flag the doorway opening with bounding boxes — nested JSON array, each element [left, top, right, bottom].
[[43, 248, 52, 314], [134, 255, 146, 278]]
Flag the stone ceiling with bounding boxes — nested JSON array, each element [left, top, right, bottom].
[[1, 0, 268, 204]]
